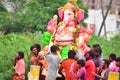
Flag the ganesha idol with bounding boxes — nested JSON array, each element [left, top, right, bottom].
[[54, 3, 84, 46], [43, 2, 94, 59]]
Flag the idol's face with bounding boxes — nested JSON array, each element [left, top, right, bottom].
[[64, 9, 75, 22]]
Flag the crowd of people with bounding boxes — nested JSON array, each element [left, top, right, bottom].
[[12, 43, 120, 80]]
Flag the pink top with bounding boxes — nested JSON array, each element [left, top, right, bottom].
[[14, 59, 25, 79], [109, 61, 119, 72]]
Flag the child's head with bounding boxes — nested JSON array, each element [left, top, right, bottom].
[[77, 59, 85, 68], [50, 45, 58, 53], [16, 51, 24, 60], [68, 50, 76, 59], [109, 53, 116, 62], [101, 59, 110, 69]]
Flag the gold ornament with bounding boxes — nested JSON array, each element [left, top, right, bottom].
[[73, 28, 77, 33], [63, 3, 79, 12], [77, 25, 81, 28], [72, 45, 78, 50]]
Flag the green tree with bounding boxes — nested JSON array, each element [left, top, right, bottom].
[[0, 0, 26, 34], [0, 2, 8, 34], [0, 0, 88, 34], [24, 0, 88, 31]]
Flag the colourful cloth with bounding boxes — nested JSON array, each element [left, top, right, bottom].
[[61, 46, 69, 59], [14, 59, 25, 80], [108, 72, 119, 80], [85, 59, 96, 80], [28, 65, 40, 80], [109, 61, 119, 72], [71, 67, 86, 80], [61, 59, 78, 80]]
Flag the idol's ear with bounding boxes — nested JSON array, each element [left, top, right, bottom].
[[77, 9, 84, 22], [58, 8, 64, 20]]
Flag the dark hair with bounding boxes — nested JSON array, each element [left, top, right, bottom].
[[68, 50, 76, 59], [93, 44, 102, 55], [87, 51, 94, 59], [34, 44, 41, 52], [18, 51, 24, 59], [109, 53, 116, 60], [115, 57, 120, 62], [77, 59, 85, 67], [50, 45, 58, 53], [103, 59, 110, 67], [30, 45, 34, 51]]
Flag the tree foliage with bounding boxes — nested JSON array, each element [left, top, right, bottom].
[[0, 32, 44, 80], [88, 34, 120, 58], [0, 33, 120, 79], [0, 0, 88, 34], [0, 2, 9, 34]]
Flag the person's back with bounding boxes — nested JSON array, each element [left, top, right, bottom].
[[45, 54, 60, 80], [45, 54, 60, 73], [44, 45, 60, 80], [61, 50, 78, 80], [61, 58, 78, 80]]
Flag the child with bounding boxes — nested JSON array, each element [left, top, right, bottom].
[[109, 53, 119, 72], [12, 51, 25, 80], [70, 59, 86, 80]]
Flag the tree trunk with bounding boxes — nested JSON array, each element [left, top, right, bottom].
[[98, 0, 113, 36], [100, 0, 107, 38], [92, 0, 95, 9], [86, 0, 90, 8]]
